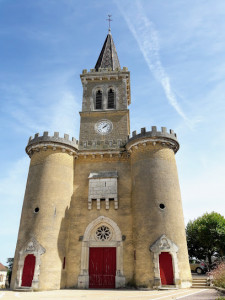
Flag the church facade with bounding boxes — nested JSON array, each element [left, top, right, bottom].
[[11, 30, 192, 291]]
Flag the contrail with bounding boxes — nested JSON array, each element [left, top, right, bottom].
[[116, 0, 192, 125]]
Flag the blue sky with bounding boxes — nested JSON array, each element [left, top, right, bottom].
[[1, 0, 225, 265]]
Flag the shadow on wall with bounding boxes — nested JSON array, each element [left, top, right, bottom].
[[57, 159, 79, 289], [57, 204, 71, 289]]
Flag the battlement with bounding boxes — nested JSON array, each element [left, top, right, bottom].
[[81, 66, 129, 75], [127, 126, 179, 153], [26, 131, 79, 156], [130, 126, 177, 140]]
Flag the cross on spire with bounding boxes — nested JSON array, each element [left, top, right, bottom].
[[106, 14, 112, 31]]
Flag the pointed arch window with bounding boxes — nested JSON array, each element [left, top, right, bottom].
[[95, 90, 102, 109], [108, 89, 115, 109]]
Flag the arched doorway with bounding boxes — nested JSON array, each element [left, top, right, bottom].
[[78, 216, 125, 289], [13, 238, 46, 290], [159, 252, 174, 285], [21, 254, 36, 287], [150, 235, 180, 288]]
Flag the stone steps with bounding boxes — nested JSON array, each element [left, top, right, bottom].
[[192, 277, 211, 289]]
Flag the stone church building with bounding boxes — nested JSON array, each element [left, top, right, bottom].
[[11, 29, 192, 290]]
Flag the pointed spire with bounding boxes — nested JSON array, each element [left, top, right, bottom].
[[95, 31, 121, 71]]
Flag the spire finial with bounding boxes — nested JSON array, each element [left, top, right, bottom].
[[106, 14, 112, 32]]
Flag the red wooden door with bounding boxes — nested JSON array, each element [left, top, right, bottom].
[[159, 252, 174, 285], [21, 254, 36, 287], [89, 247, 116, 288]]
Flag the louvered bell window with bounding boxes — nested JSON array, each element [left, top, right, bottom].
[[96, 90, 102, 109], [107, 89, 115, 109]]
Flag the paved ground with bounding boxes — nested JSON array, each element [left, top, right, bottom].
[[0, 289, 223, 300]]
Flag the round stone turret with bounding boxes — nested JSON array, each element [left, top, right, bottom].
[[127, 125, 191, 288], [126, 126, 179, 153], [26, 131, 79, 157], [12, 131, 77, 290]]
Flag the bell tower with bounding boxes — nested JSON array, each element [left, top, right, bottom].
[[11, 24, 192, 292], [79, 30, 131, 150]]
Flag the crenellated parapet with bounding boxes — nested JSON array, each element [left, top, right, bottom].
[[126, 126, 179, 153], [26, 131, 79, 157], [81, 66, 128, 74]]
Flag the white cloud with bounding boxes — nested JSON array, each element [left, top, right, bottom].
[[116, 0, 194, 127], [0, 68, 81, 138]]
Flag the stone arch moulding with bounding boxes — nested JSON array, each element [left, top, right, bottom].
[[150, 235, 180, 288], [14, 237, 45, 290], [78, 216, 125, 288]]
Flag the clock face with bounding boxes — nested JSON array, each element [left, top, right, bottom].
[[95, 119, 113, 135]]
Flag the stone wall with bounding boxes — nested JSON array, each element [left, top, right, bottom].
[[11, 149, 74, 290], [79, 110, 129, 149], [129, 142, 192, 288], [65, 154, 134, 288]]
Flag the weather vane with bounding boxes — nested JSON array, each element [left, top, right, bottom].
[[106, 14, 112, 31]]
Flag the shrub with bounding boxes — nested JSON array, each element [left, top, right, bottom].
[[210, 262, 225, 288]]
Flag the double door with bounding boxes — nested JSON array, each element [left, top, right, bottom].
[[89, 247, 116, 288]]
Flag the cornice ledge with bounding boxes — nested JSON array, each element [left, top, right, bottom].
[[79, 109, 129, 116], [126, 137, 179, 153]]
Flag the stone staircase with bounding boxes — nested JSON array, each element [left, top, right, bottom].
[[192, 276, 211, 289]]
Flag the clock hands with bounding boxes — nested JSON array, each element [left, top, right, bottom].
[[95, 120, 112, 135]]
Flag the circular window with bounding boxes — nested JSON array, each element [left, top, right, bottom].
[[159, 203, 165, 210], [95, 225, 112, 241], [34, 207, 39, 213]]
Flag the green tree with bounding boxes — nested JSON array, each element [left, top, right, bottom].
[[6, 258, 14, 285], [186, 212, 225, 266]]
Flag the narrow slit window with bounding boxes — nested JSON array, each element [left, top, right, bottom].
[[95, 90, 102, 109], [108, 89, 115, 109], [63, 257, 66, 269]]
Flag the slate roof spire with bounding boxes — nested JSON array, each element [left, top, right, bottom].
[[95, 30, 121, 71]]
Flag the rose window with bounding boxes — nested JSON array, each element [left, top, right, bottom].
[[96, 225, 111, 241]]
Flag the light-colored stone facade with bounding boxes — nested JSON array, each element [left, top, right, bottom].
[[11, 32, 192, 291], [0, 265, 7, 288], [88, 171, 118, 210]]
